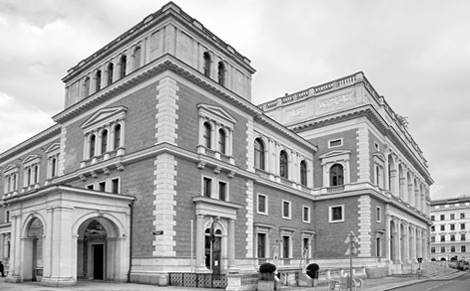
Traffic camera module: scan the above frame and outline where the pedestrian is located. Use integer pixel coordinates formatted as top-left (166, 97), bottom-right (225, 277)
top-left (0, 261), bottom-right (4, 277)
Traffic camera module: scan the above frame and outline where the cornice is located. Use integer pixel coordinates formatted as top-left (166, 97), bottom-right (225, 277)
top-left (290, 105), bottom-right (433, 185)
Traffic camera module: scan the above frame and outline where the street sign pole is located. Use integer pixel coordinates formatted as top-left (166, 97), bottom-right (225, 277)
top-left (349, 233), bottom-right (353, 290)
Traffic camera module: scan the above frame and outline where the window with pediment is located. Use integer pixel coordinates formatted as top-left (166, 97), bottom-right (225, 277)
top-left (22, 155), bottom-right (41, 190)
top-left (373, 152), bottom-right (385, 188)
top-left (80, 106), bottom-right (127, 166)
top-left (45, 143), bottom-right (60, 182)
top-left (3, 165), bottom-right (19, 195)
top-left (319, 150), bottom-right (351, 188)
top-left (197, 104), bottom-right (236, 164)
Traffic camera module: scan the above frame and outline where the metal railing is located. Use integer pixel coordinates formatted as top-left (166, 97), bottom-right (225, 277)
top-left (169, 273), bottom-right (227, 289)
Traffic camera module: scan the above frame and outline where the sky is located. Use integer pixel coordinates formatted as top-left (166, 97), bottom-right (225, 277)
top-left (0, 0), bottom-right (469, 200)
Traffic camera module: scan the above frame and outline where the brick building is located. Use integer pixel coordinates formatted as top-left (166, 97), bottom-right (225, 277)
top-left (0, 2), bottom-right (432, 287)
top-left (430, 197), bottom-right (470, 261)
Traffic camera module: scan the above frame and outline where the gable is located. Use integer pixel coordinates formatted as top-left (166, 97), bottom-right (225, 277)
top-left (81, 106), bottom-right (128, 130)
top-left (3, 164), bottom-right (19, 174)
top-left (23, 154), bottom-right (41, 165)
top-left (45, 142), bottom-right (60, 154)
top-left (198, 104), bottom-right (237, 125)
top-left (318, 150), bottom-right (352, 160)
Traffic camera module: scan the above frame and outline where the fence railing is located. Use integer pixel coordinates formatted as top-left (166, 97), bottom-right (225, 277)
top-left (169, 273), bottom-right (227, 289)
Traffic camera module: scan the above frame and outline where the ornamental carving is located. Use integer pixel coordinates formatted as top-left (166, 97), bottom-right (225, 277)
top-left (318, 92), bottom-right (354, 112)
top-left (287, 106), bottom-right (305, 120)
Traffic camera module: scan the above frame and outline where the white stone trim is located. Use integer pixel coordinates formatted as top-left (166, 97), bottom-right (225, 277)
top-left (155, 76), bottom-right (179, 144)
top-left (356, 124), bottom-right (370, 182)
top-left (358, 195), bottom-right (372, 257)
top-left (153, 153), bottom-right (178, 256)
top-left (245, 180), bottom-right (254, 257)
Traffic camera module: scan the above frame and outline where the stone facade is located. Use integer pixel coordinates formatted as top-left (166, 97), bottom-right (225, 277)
top-left (0, 2), bottom-right (432, 288)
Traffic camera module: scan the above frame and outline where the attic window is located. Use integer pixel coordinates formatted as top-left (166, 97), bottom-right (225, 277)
top-left (328, 138), bottom-right (343, 148)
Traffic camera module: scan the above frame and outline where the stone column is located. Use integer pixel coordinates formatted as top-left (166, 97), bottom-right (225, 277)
top-left (195, 214), bottom-right (205, 272)
top-left (385, 215), bottom-right (391, 262)
top-left (396, 219), bottom-right (402, 263)
top-left (227, 218), bottom-right (237, 272)
top-left (6, 214), bottom-right (20, 282)
top-left (41, 206), bottom-right (75, 287)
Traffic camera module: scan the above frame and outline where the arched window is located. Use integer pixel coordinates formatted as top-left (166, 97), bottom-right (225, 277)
top-left (300, 160), bottom-right (307, 186)
top-left (203, 52), bottom-right (211, 77)
top-left (107, 63), bottom-right (114, 85)
top-left (114, 124), bottom-right (121, 149)
top-left (133, 47), bottom-right (142, 70)
top-left (95, 70), bottom-right (102, 92)
top-left (33, 165), bottom-right (38, 184)
top-left (51, 157), bottom-right (57, 178)
top-left (218, 61), bottom-right (225, 86)
top-left (119, 55), bottom-right (127, 78)
top-left (83, 77), bottom-right (90, 97)
top-left (280, 150), bottom-right (288, 179)
top-left (218, 128), bottom-right (226, 154)
top-left (254, 138), bottom-right (265, 170)
top-left (330, 164), bottom-right (344, 186)
top-left (203, 122), bottom-right (212, 148)
top-left (101, 129), bottom-right (108, 154)
top-left (89, 134), bottom-right (96, 158)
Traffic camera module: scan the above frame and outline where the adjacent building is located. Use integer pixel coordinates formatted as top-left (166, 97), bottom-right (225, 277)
top-left (0, 2), bottom-right (433, 287)
top-left (430, 197), bottom-right (470, 261)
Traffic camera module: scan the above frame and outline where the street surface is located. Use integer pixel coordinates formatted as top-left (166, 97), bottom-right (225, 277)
top-left (390, 272), bottom-right (470, 291)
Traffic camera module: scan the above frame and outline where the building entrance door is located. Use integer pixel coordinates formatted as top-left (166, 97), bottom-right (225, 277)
top-left (93, 244), bottom-right (104, 280)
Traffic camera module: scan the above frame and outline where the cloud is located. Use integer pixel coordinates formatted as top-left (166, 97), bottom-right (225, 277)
top-left (0, 92), bottom-right (54, 151)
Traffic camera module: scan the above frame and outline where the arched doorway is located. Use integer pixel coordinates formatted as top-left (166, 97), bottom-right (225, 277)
top-left (204, 226), bottom-right (223, 274)
top-left (76, 217), bottom-right (120, 281)
top-left (24, 218), bottom-right (44, 282)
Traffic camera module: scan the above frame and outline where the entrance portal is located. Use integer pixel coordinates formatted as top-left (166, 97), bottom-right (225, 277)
top-left (77, 220), bottom-right (107, 280)
top-left (25, 218), bottom-right (44, 282)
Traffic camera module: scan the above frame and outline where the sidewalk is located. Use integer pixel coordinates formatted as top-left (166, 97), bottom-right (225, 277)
top-left (0, 272), bottom-right (466, 291)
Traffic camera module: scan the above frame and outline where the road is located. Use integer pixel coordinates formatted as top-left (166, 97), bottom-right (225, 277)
top-left (391, 272), bottom-right (470, 291)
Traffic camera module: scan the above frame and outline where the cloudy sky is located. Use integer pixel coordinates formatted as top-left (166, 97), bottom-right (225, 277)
top-left (0, 0), bottom-right (469, 200)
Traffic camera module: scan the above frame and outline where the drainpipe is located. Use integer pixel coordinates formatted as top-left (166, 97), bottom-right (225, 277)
top-left (127, 200), bottom-right (134, 283)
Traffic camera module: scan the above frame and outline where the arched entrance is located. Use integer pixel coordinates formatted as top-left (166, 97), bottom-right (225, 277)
top-left (24, 217), bottom-right (44, 282)
top-left (204, 227), bottom-right (223, 274)
top-left (76, 217), bottom-right (121, 281)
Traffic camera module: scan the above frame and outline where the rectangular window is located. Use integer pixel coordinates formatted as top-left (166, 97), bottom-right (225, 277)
top-left (461, 234), bottom-right (466, 241)
top-left (440, 246), bottom-right (445, 253)
top-left (441, 235), bottom-right (445, 242)
top-left (440, 225), bottom-right (445, 231)
top-left (302, 237), bottom-right (310, 258)
top-left (451, 235), bottom-right (455, 241)
top-left (257, 194), bottom-right (267, 215)
top-left (328, 138), bottom-right (343, 148)
top-left (329, 205), bottom-right (344, 222)
top-left (282, 235), bottom-right (290, 258)
top-left (431, 226), bottom-right (435, 232)
top-left (257, 233), bottom-right (266, 258)
top-left (450, 224), bottom-right (455, 231)
top-left (461, 223), bottom-right (466, 230)
top-left (302, 206), bottom-right (310, 223)
top-left (462, 246), bottom-right (466, 253)
top-left (218, 181), bottom-right (227, 201)
top-left (203, 177), bottom-right (212, 198)
top-left (376, 207), bottom-right (382, 222)
top-left (440, 214), bottom-right (445, 220)
top-left (111, 178), bottom-right (119, 194)
top-left (431, 247), bottom-right (436, 253)
top-left (450, 214), bottom-right (455, 220)
top-left (431, 215), bottom-right (435, 221)
top-left (461, 213), bottom-right (465, 219)
top-left (282, 201), bottom-right (291, 219)
top-left (431, 236), bottom-right (435, 242)
top-left (99, 181), bottom-right (106, 192)
top-left (451, 246), bottom-right (455, 253)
